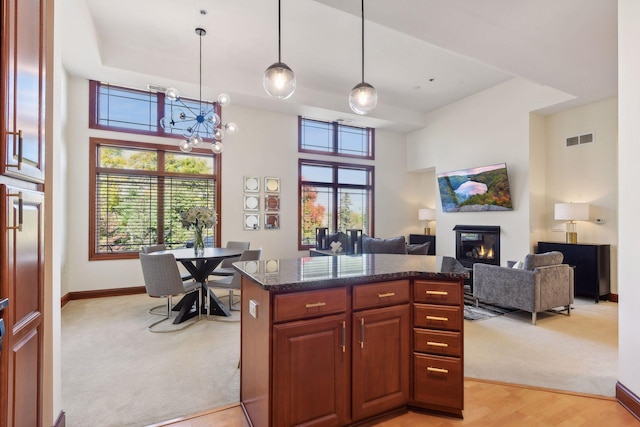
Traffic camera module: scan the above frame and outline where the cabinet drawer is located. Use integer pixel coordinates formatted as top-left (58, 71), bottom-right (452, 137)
top-left (413, 354), bottom-right (462, 410)
top-left (413, 304), bottom-right (461, 331)
top-left (273, 288), bottom-right (347, 323)
top-left (413, 329), bottom-right (461, 357)
top-left (414, 280), bottom-right (461, 305)
top-left (352, 280), bottom-right (410, 310)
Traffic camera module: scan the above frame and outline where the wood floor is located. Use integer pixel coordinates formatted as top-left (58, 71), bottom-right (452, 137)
top-left (151, 379), bottom-right (639, 427)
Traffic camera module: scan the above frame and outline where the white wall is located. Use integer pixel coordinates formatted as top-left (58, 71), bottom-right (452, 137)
top-left (542, 97), bottom-right (618, 292)
top-left (62, 77), bottom-right (418, 292)
top-left (618, 0), bottom-right (640, 403)
top-left (406, 78), bottom-right (574, 264)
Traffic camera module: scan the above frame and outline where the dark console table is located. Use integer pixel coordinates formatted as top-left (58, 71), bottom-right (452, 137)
top-left (409, 234), bottom-right (436, 255)
top-left (537, 242), bottom-right (610, 303)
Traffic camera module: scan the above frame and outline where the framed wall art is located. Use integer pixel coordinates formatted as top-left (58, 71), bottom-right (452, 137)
top-left (265, 213), bottom-right (280, 230)
top-left (244, 176), bottom-right (260, 193)
top-left (264, 177), bottom-right (280, 193)
top-left (244, 213), bottom-right (260, 230)
top-left (265, 195), bottom-right (280, 211)
top-left (244, 194), bottom-right (260, 211)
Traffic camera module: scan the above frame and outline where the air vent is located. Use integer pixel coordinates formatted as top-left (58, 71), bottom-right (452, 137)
top-left (566, 132), bottom-right (594, 147)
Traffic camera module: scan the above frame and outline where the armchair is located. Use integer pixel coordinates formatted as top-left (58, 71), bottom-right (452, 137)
top-left (472, 251), bottom-right (574, 325)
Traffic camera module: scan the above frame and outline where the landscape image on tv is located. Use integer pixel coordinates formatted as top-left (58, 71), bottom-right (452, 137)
top-left (437, 163), bottom-right (513, 212)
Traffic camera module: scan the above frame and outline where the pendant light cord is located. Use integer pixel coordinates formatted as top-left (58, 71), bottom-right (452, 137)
top-left (278, 0), bottom-right (282, 62)
top-left (361, 0), bottom-right (365, 83)
top-left (199, 30), bottom-right (203, 110)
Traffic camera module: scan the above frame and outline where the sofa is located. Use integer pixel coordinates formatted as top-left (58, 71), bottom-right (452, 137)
top-left (472, 251), bottom-right (574, 325)
top-left (361, 235), bottom-right (431, 255)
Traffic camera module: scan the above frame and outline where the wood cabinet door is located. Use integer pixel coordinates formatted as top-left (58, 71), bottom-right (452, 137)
top-left (0, 186), bottom-right (44, 427)
top-left (1, 0), bottom-right (46, 183)
top-left (273, 314), bottom-right (349, 427)
top-left (352, 304), bottom-right (410, 421)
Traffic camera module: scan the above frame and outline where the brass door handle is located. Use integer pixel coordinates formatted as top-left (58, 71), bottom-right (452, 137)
top-left (6, 130), bottom-right (23, 170)
top-left (5, 192), bottom-right (23, 231)
top-left (427, 341), bottom-right (448, 347)
top-left (427, 367), bottom-right (449, 374)
top-left (341, 321), bottom-right (346, 353)
top-left (377, 292), bottom-right (395, 298)
top-left (426, 315), bottom-right (449, 322)
top-left (426, 290), bottom-right (448, 296)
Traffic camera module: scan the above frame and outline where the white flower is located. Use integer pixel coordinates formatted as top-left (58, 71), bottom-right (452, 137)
top-left (180, 207), bottom-right (218, 229)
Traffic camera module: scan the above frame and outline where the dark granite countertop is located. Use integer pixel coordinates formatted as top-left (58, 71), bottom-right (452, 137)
top-left (233, 254), bottom-right (469, 291)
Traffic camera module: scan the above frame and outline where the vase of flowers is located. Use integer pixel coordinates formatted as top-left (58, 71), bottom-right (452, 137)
top-left (180, 206), bottom-right (217, 256)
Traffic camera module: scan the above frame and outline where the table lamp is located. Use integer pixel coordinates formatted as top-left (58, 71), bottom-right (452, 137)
top-left (554, 202), bottom-right (589, 244)
top-left (418, 208), bottom-right (436, 235)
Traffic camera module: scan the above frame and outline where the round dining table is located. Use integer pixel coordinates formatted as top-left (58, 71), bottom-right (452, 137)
top-left (149, 247), bottom-right (243, 322)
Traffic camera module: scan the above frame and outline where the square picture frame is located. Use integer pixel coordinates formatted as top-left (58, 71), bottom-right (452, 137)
top-left (264, 177), bottom-right (280, 193)
top-left (244, 213), bottom-right (260, 230)
top-left (265, 195), bottom-right (280, 212)
top-left (264, 213), bottom-right (280, 230)
top-left (244, 194), bottom-right (260, 211)
top-left (244, 176), bottom-right (260, 193)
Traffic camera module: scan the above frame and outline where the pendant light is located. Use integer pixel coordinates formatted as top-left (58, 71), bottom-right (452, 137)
top-left (263, 0), bottom-right (296, 99)
top-left (159, 27), bottom-right (238, 154)
top-left (349, 0), bottom-right (378, 115)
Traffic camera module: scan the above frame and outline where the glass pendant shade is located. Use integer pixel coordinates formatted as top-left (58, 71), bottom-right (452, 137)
top-left (217, 93), bottom-right (231, 106)
top-left (211, 142), bottom-right (224, 154)
top-left (263, 62), bottom-right (296, 99)
top-left (225, 122), bottom-right (239, 135)
top-left (349, 82), bottom-right (378, 115)
top-left (179, 140), bottom-right (193, 152)
top-left (165, 87), bottom-right (180, 101)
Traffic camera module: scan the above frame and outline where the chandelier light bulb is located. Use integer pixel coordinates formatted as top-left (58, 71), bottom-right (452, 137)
top-left (165, 87), bottom-right (180, 101)
top-left (211, 142), bottom-right (224, 154)
top-left (213, 127), bottom-right (225, 141)
top-left (217, 93), bottom-right (231, 106)
top-left (190, 134), bottom-right (204, 147)
top-left (349, 82), bottom-right (378, 115)
top-left (225, 122), bottom-right (239, 135)
top-left (179, 140), bottom-right (193, 152)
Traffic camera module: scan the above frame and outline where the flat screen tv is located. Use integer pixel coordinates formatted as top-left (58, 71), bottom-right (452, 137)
top-left (437, 163), bottom-right (513, 212)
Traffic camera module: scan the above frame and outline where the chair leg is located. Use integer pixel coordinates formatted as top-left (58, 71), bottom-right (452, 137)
top-left (147, 291), bottom-right (201, 333)
top-left (531, 312), bottom-right (537, 325)
top-left (566, 304), bottom-right (571, 316)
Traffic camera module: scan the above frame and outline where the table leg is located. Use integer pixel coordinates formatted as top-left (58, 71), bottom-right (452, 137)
top-left (172, 292), bottom-right (200, 324)
top-left (208, 290), bottom-right (232, 317)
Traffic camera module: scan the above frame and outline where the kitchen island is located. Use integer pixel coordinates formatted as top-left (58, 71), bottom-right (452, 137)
top-left (235, 254), bottom-right (469, 427)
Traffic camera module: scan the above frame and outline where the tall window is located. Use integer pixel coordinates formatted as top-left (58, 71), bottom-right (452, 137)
top-left (298, 117), bottom-right (374, 159)
top-left (89, 80), bottom-right (220, 140)
top-left (299, 159), bottom-right (374, 249)
top-left (90, 138), bottom-right (219, 260)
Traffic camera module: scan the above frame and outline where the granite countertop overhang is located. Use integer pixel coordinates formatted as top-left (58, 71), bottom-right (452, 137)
top-left (233, 254), bottom-right (469, 291)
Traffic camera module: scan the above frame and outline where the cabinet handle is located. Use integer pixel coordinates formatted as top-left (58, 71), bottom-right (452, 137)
top-left (427, 341), bottom-right (448, 348)
top-left (427, 367), bottom-right (449, 374)
top-left (426, 290), bottom-right (448, 296)
top-left (377, 292), bottom-right (395, 298)
top-left (359, 318), bottom-right (365, 348)
top-left (6, 130), bottom-right (23, 170)
top-left (341, 321), bottom-right (346, 353)
top-left (305, 302), bottom-right (326, 309)
top-left (5, 192), bottom-right (23, 231)
top-left (426, 315), bottom-right (448, 322)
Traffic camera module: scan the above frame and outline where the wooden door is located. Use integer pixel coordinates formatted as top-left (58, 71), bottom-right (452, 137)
top-left (0, 186), bottom-right (44, 427)
top-left (352, 304), bottom-right (410, 421)
top-left (1, 0), bottom-right (46, 183)
top-left (273, 314), bottom-right (349, 427)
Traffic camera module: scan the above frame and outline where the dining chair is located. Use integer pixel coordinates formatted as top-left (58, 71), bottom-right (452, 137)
top-left (139, 253), bottom-right (202, 332)
top-left (209, 241), bottom-right (251, 277)
top-left (207, 248), bottom-right (262, 314)
top-left (141, 244), bottom-right (193, 281)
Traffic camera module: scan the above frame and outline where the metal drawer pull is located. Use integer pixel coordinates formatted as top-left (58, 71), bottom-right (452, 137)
top-left (427, 341), bottom-right (448, 347)
top-left (305, 302), bottom-right (326, 308)
top-left (5, 192), bottom-right (23, 231)
top-left (377, 292), bottom-right (395, 298)
top-left (341, 321), bottom-right (346, 353)
top-left (359, 318), bottom-right (365, 348)
top-left (6, 130), bottom-right (23, 169)
top-left (427, 367), bottom-right (449, 374)
top-left (426, 290), bottom-right (448, 296)
top-left (426, 315), bottom-right (449, 322)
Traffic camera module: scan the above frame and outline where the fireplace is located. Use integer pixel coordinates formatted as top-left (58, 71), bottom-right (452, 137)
top-left (453, 225), bottom-right (500, 268)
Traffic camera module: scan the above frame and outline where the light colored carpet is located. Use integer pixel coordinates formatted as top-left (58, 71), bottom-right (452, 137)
top-left (465, 296), bottom-right (618, 397)
top-left (61, 293), bottom-right (240, 427)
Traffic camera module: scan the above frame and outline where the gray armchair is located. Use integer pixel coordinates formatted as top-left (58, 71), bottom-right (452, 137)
top-left (472, 251), bottom-right (574, 325)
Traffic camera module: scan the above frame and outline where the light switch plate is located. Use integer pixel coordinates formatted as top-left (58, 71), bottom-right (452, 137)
top-left (249, 300), bottom-right (258, 318)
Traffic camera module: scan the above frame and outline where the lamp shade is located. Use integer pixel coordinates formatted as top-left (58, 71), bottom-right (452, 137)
top-left (554, 203), bottom-right (590, 221)
top-left (418, 208), bottom-right (436, 221)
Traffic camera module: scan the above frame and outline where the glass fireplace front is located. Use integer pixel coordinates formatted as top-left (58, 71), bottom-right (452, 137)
top-left (454, 225), bottom-right (500, 268)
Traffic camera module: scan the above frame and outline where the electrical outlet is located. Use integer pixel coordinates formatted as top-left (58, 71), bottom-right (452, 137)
top-left (596, 218), bottom-right (605, 224)
top-left (249, 300), bottom-right (258, 318)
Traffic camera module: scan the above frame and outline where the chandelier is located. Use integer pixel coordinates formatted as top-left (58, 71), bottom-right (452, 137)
top-left (348, 0), bottom-right (377, 115)
top-left (159, 27), bottom-right (238, 154)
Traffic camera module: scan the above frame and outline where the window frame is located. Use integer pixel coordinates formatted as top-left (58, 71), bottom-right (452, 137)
top-left (89, 80), bottom-right (221, 141)
top-left (298, 116), bottom-right (375, 160)
top-left (89, 137), bottom-right (221, 260)
top-left (298, 158), bottom-right (375, 250)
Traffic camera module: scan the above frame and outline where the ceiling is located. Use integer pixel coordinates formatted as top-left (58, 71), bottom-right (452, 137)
top-left (60, 0), bottom-right (617, 133)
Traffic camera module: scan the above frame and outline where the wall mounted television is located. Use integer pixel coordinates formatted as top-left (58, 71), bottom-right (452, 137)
top-left (437, 163), bottom-right (513, 212)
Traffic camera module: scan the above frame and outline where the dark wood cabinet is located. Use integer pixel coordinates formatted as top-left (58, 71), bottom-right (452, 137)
top-left (537, 242), bottom-right (610, 302)
top-left (408, 234), bottom-right (436, 255)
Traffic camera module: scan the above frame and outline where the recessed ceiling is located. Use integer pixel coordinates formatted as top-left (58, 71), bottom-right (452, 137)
top-left (60, 0), bottom-right (617, 133)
